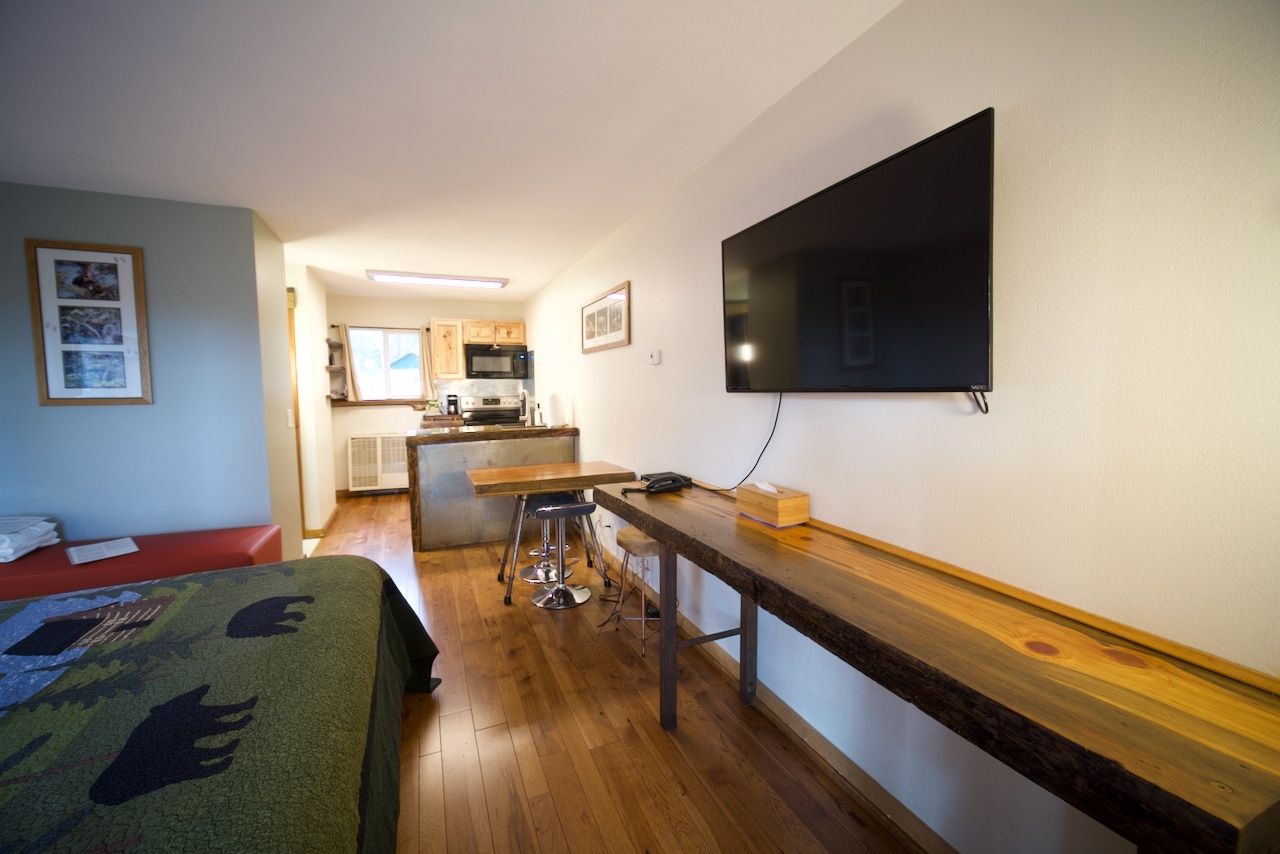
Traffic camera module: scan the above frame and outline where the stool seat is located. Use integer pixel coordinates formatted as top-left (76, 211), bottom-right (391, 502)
top-left (526, 492), bottom-right (576, 513)
top-left (532, 501), bottom-right (596, 520)
top-left (617, 526), bottom-right (661, 557)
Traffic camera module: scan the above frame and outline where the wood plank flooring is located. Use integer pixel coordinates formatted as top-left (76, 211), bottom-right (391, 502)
top-left (313, 493), bottom-right (906, 854)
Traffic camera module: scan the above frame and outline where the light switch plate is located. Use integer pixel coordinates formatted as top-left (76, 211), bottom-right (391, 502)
top-left (646, 349), bottom-right (662, 365)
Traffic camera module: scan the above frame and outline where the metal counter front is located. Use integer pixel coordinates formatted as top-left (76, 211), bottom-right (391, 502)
top-left (407, 427), bottom-right (578, 550)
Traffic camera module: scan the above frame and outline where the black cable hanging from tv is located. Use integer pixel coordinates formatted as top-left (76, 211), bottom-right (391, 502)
top-left (970, 390), bottom-right (989, 414)
top-left (700, 393), bottom-right (784, 493)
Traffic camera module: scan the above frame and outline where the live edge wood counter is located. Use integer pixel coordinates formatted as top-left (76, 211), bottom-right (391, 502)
top-left (593, 484), bottom-right (1280, 854)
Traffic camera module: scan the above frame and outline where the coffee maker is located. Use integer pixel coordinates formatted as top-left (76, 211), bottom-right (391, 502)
top-left (445, 394), bottom-right (459, 415)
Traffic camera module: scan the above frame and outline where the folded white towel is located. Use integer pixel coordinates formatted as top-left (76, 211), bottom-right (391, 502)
top-left (0, 530), bottom-right (60, 562)
top-left (0, 516), bottom-right (51, 534)
top-left (0, 519), bottom-right (57, 548)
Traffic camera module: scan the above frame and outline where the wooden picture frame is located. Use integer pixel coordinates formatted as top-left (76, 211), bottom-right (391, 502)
top-left (26, 239), bottom-right (152, 405)
top-left (581, 280), bottom-right (630, 354)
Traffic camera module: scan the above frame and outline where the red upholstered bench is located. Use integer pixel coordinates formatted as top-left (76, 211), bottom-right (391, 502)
top-left (0, 524), bottom-right (282, 602)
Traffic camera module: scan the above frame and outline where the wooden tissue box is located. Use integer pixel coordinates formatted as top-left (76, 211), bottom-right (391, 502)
top-left (736, 483), bottom-right (809, 528)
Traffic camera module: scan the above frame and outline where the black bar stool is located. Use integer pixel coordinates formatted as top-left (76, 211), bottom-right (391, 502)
top-left (528, 500), bottom-right (596, 610)
top-left (498, 491), bottom-right (574, 589)
top-left (519, 492), bottom-right (577, 585)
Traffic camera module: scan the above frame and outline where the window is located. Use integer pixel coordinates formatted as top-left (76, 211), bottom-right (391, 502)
top-left (348, 327), bottom-right (423, 400)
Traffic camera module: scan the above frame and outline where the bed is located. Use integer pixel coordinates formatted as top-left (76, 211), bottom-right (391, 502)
top-left (0, 555), bottom-right (438, 852)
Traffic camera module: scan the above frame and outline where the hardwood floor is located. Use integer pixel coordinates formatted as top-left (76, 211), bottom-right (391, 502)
top-left (314, 493), bottom-right (906, 854)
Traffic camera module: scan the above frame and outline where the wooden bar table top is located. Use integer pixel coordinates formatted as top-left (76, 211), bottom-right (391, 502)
top-left (593, 483), bottom-right (1280, 854)
top-left (466, 460), bottom-right (636, 496)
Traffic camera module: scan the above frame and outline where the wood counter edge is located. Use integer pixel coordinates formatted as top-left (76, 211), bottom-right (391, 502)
top-left (801, 517), bottom-right (1279, 697)
top-left (672, 481), bottom-right (1277, 697)
top-left (406, 426), bottom-right (580, 446)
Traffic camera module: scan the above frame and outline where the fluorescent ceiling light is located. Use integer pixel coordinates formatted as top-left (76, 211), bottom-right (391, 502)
top-left (366, 270), bottom-right (507, 289)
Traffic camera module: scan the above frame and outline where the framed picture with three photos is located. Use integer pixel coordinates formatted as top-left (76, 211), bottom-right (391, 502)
top-left (581, 280), bottom-right (630, 354)
top-left (26, 239), bottom-right (152, 405)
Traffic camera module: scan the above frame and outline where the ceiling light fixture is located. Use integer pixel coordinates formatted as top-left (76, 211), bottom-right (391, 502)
top-left (366, 270), bottom-right (508, 289)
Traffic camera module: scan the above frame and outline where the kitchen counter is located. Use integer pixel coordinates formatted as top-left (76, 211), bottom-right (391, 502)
top-left (407, 424), bottom-right (579, 446)
top-left (419, 414), bottom-right (464, 428)
top-left (407, 426), bottom-right (580, 550)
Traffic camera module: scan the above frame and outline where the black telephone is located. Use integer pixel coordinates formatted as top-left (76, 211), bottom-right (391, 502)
top-left (623, 472), bottom-right (693, 496)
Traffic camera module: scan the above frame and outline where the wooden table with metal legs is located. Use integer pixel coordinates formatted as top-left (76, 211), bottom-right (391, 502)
top-left (465, 461), bottom-right (637, 605)
top-left (592, 482), bottom-right (1280, 854)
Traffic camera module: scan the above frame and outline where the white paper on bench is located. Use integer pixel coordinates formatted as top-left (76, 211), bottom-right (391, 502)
top-left (65, 537), bottom-right (140, 565)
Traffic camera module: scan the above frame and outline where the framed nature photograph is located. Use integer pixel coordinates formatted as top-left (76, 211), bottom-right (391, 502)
top-left (581, 280), bottom-right (630, 354)
top-left (26, 239), bottom-right (152, 405)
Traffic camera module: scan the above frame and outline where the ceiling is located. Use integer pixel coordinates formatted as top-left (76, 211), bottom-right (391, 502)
top-left (0, 1), bottom-right (898, 302)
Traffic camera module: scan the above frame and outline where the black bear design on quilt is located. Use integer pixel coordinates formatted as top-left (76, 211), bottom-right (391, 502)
top-left (89, 684), bottom-right (258, 805)
top-left (226, 595), bottom-right (315, 638)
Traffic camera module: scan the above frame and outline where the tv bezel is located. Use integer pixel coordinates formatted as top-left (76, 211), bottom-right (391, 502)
top-left (721, 107), bottom-right (994, 394)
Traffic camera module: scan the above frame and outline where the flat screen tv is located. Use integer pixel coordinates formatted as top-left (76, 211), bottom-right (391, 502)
top-left (722, 108), bottom-right (993, 393)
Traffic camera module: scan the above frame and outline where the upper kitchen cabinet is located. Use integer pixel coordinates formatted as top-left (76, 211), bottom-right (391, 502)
top-left (495, 321), bottom-right (525, 344)
top-left (463, 320), bottom-right (496, 343)
top-left (431, 318), bottom-right (465, 380)
top-left (463, 319), bottom-right (525, 345)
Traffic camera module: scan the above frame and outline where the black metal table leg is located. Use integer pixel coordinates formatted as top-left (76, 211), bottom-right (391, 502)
top-left (504, 495), bottom-right (528, 605)
top-left (659, 544), bottom-right (678, 730)
top-left (740, 597), bottom-right (758, 705)
top-left (497, 497), bottom-right (521, 583)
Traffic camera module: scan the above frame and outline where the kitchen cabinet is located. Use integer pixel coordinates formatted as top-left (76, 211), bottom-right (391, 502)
top-left (430, 318), bottom-right (465, 380)
top-left (495, 321), bottom-right (525, 344)
top-left (463, 320), bottom-right (497, 343)
top-left (463, 319), bottom-right (525, 344)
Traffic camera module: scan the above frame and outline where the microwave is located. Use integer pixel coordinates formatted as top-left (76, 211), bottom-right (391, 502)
top-left (464, 344), bottom-right (529, 379)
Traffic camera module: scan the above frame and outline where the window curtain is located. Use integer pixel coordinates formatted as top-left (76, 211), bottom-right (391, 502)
top-left (419, 326), bottom-right (436, 402)
top-left (338, 323), bottom-right (363, 402)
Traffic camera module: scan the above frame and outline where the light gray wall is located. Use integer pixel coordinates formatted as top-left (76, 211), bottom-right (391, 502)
top-left (0, 181), bottom-right (273, 539)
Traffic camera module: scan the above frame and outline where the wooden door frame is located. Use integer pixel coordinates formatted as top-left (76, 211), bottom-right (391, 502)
top-left (287, 289), bottom-right (307, 534)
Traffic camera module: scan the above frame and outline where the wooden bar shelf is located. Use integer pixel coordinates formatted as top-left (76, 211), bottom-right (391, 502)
top-left (593, 483), bottom-right (1280, 854)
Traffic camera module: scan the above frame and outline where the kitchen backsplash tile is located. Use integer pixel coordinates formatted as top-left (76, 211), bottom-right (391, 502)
top-left (433, 378), bottom-right (522, 399)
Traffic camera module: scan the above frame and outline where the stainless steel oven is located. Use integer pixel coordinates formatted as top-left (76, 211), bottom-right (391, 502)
top-left (460, 396), bottom-right (525, 426)
top-left (464, 344), bottom-right (529, 379)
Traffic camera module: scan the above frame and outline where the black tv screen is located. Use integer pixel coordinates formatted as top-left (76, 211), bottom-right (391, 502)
top-left (722, 108), bottom-right (993, 393)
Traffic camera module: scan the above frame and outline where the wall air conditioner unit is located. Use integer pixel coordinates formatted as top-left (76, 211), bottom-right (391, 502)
top-left (348, 434), bottom-right (410, 492)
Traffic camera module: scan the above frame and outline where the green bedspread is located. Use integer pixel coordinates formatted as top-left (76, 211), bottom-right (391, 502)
top-left (0, 555), bottom-right (438, 853)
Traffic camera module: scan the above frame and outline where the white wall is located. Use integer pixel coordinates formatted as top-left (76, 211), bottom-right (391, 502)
top-left (325, 293), bottom-right (525, 490)
top-left (288, 264), bottom-right (337, 533)
top-left (0, 182), bottom-right (276, 539)
top-left (252, 214), bottom-right (303, 558)
top-left (524, 1), bottom-right (1280, 851)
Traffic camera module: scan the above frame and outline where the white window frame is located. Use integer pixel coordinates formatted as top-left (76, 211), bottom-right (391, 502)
top-left (347, 326), bottom-right (424, 402)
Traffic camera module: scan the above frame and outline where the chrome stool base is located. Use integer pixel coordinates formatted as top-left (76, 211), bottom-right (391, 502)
top-left (519, 559), bottom-right (575, 584)
top-left (522, 498), bottom-right (597, 611)
top-left (531, 583), bottom-right (592, 610)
